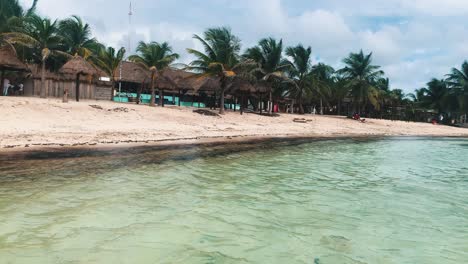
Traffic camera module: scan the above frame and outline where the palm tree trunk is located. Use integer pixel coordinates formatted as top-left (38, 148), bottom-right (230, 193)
top-left (298, 95), bottom-right (305, 114)
top-left (219, 88), bottom-right (225, 114)
top-left (40, 60), bottom-right (46, 98)
top-left (75, 73), bottom-right (81, 102)
top-left (178, 89), bottom-right (181, 107)
top-left (110, 81), bottom-right (115, 101)
top-left (268, 90), bottom-right (273, 115)
top-left (320, 99), bottom-right (323, 115)
top-left (149, 72), bottom-right (155, 107)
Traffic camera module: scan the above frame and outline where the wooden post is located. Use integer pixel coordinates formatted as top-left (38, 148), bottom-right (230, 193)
top-left (259, 93), bottom-right (263, 114)
top-left (240, 93), bottom-right (244, 115)
top-left (159, 89), bottom-right (164, 107)
top-left (75, 73), bottom-right (81, 102)
top-left (63, 82), bottom-right (69, 103)
top-left (0, 70), bottom-right (4, 96)
top-left (178, 89), bottom-right (181, 107)
top-left (232, 96), bottom-right (237, 112)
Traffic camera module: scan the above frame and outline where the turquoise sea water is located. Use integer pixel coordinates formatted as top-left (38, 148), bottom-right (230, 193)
top-left (0, 138), bottom-right (467, 264)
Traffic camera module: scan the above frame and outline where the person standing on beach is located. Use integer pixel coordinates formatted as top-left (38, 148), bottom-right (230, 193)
top-left (3, 78), bottom-right (10, 96)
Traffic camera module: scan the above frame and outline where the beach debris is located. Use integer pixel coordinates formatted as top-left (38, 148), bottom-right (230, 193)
top-left (108, 107), bottom-right (129, 113)
top-left (193, 109), bottom-right (220, 117)
top-left (89, 105), bottom-right (103, 110)
top-left (293, 118), bottom-right (313, 123)
top-left (257, 112), bottom-right (280, 117)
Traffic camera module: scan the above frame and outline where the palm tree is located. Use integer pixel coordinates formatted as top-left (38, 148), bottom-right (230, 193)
top-left (0, 0), bottom-right (37, 33)
top-left (423, 78), bottom-right (448, 114)
top-left (94, 46), bottom-right (126, 100)
top-left (129, 41), bottom-right (179, 107)
top-left (338, 50), bottom-right (384, 113)
top-left (187, 27), bottom-right (243, 115)
top-left (284, 44), bottom-right (313, 114)
top-left (243, 37), bottom-right (287, 114)
top-left (446, 61), bottom-right (468, 113)
top-left (20, 14), bottom-right (67, 98)
top-left (310, 63), bottom-right (335, 114)
top-left (328, 77), bottom-right (350, 115)
top-left (408, 88), bottom-right (426, 103)
top-left (59, 15), bottom-right (100, 59)
top-left (0, 0), bottom-right (38, 48)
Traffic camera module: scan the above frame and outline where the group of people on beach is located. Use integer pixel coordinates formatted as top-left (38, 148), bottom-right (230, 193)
top-left (2, 78), bottom-right (24, 96)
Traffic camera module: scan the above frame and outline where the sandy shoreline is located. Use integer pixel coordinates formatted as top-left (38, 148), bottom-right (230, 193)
top-left (1, 97), bottom-right (467, 153)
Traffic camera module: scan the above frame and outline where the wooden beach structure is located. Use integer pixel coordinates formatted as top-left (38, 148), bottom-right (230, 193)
top-left (23, 64), bottom-right (112, 101)
top-left (0, 45), bottom-right (30, 95)
top-left (59, 56), bottom-right (97, 102)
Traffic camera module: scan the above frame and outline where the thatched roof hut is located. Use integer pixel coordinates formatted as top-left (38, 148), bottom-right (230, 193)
top-left (114, 61), bottom-right (150, 83)
top-left (227, 77), bottom-right (255, 93)
top-left (59, 55), bottom-right (97, 102)
top-left (59, 55), bottom-right (97, 76)
top-left (156, 68), bottom-right (181, 91)
top-left (0, 45), bottom-right (29, 72)
top-left (190, 76), bottom-right (220, 94)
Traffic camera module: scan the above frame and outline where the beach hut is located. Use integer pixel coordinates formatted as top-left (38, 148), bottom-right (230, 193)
top-left (0, 45), bottom-right (30, 95)
top-left (154, 68), bottom-right (180, 106)
top-left (113, 61), bottom-right (150, 103)
top-left (59, 55), bottom-right (97, 102)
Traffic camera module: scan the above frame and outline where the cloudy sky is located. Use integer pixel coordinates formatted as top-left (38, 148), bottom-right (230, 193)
top-left (19, 0), bottom-right (468, 92)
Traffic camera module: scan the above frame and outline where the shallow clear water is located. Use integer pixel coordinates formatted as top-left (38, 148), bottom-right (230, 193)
top-left (0, 138), bottom-right (467, 264)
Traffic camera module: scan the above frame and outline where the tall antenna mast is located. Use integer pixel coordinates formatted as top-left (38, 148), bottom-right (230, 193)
top-left (128, 1), bottom-right (133, 55)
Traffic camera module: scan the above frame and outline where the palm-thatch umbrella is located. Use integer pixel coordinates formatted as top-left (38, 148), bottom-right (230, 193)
top-left (59, 55), bottom-right (96, 102)
top-left (0, 45), bottom-right (29, 96)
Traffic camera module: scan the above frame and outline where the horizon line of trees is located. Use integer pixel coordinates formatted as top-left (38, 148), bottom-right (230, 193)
top-left (1, 0), bottom-right (467, 121)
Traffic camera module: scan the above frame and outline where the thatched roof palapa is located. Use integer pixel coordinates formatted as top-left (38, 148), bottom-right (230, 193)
top-left (227, 77), bottom-right (255, 93)
top-left (114, 61), bottom-right (150, 83)
top-left (59, 55), bottom-right (97, 76)
top-left (190, 76), bottom-right (220, 93)
top-left (0, 45), bottom-right (29, 72)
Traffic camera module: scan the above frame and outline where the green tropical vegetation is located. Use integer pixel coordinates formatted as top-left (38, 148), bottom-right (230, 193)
top-left (129, 41), bottom-right (179, 107)
top-left (0, 0), bottom-right (466, 124)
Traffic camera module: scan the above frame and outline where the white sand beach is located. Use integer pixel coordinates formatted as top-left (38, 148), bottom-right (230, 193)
top-left (1, 97), bottom-right (467, 150)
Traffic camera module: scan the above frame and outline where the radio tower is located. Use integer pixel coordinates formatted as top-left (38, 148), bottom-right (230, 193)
top-left (128, 2), bottom-right (133, 55)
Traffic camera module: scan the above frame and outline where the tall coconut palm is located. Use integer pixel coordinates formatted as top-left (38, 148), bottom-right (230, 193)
top-left (129, 41), bottom-right (179, 107)
top-left (310, 63), bottom-right (335, 114)
top-left (408, 88), bottom-right (426, 104)
top-left (0, 0), bottom-right (37, 33)
top-left (243, 37), bottom-right (287, 114)
top-left (284, 44), bottom-right (313, 114)
top-left (59, 15), bottom-right (100, 59)
top-left (423, 78), bottom-right (448, 114)
top-left (446, 61), bottom-right (468, 112)
top-left (0, 0), bottom-right (38, 47)
top-left (20, 14), bottom-right (67, 98)
top-left (187, 27), bottom-right (243, 115)
top-left (338, 50), bottom-right (384, 113)
top-left (328, 77), bottom-right (350, 115)
top-left (94, 46), bottom-right (126, 100)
